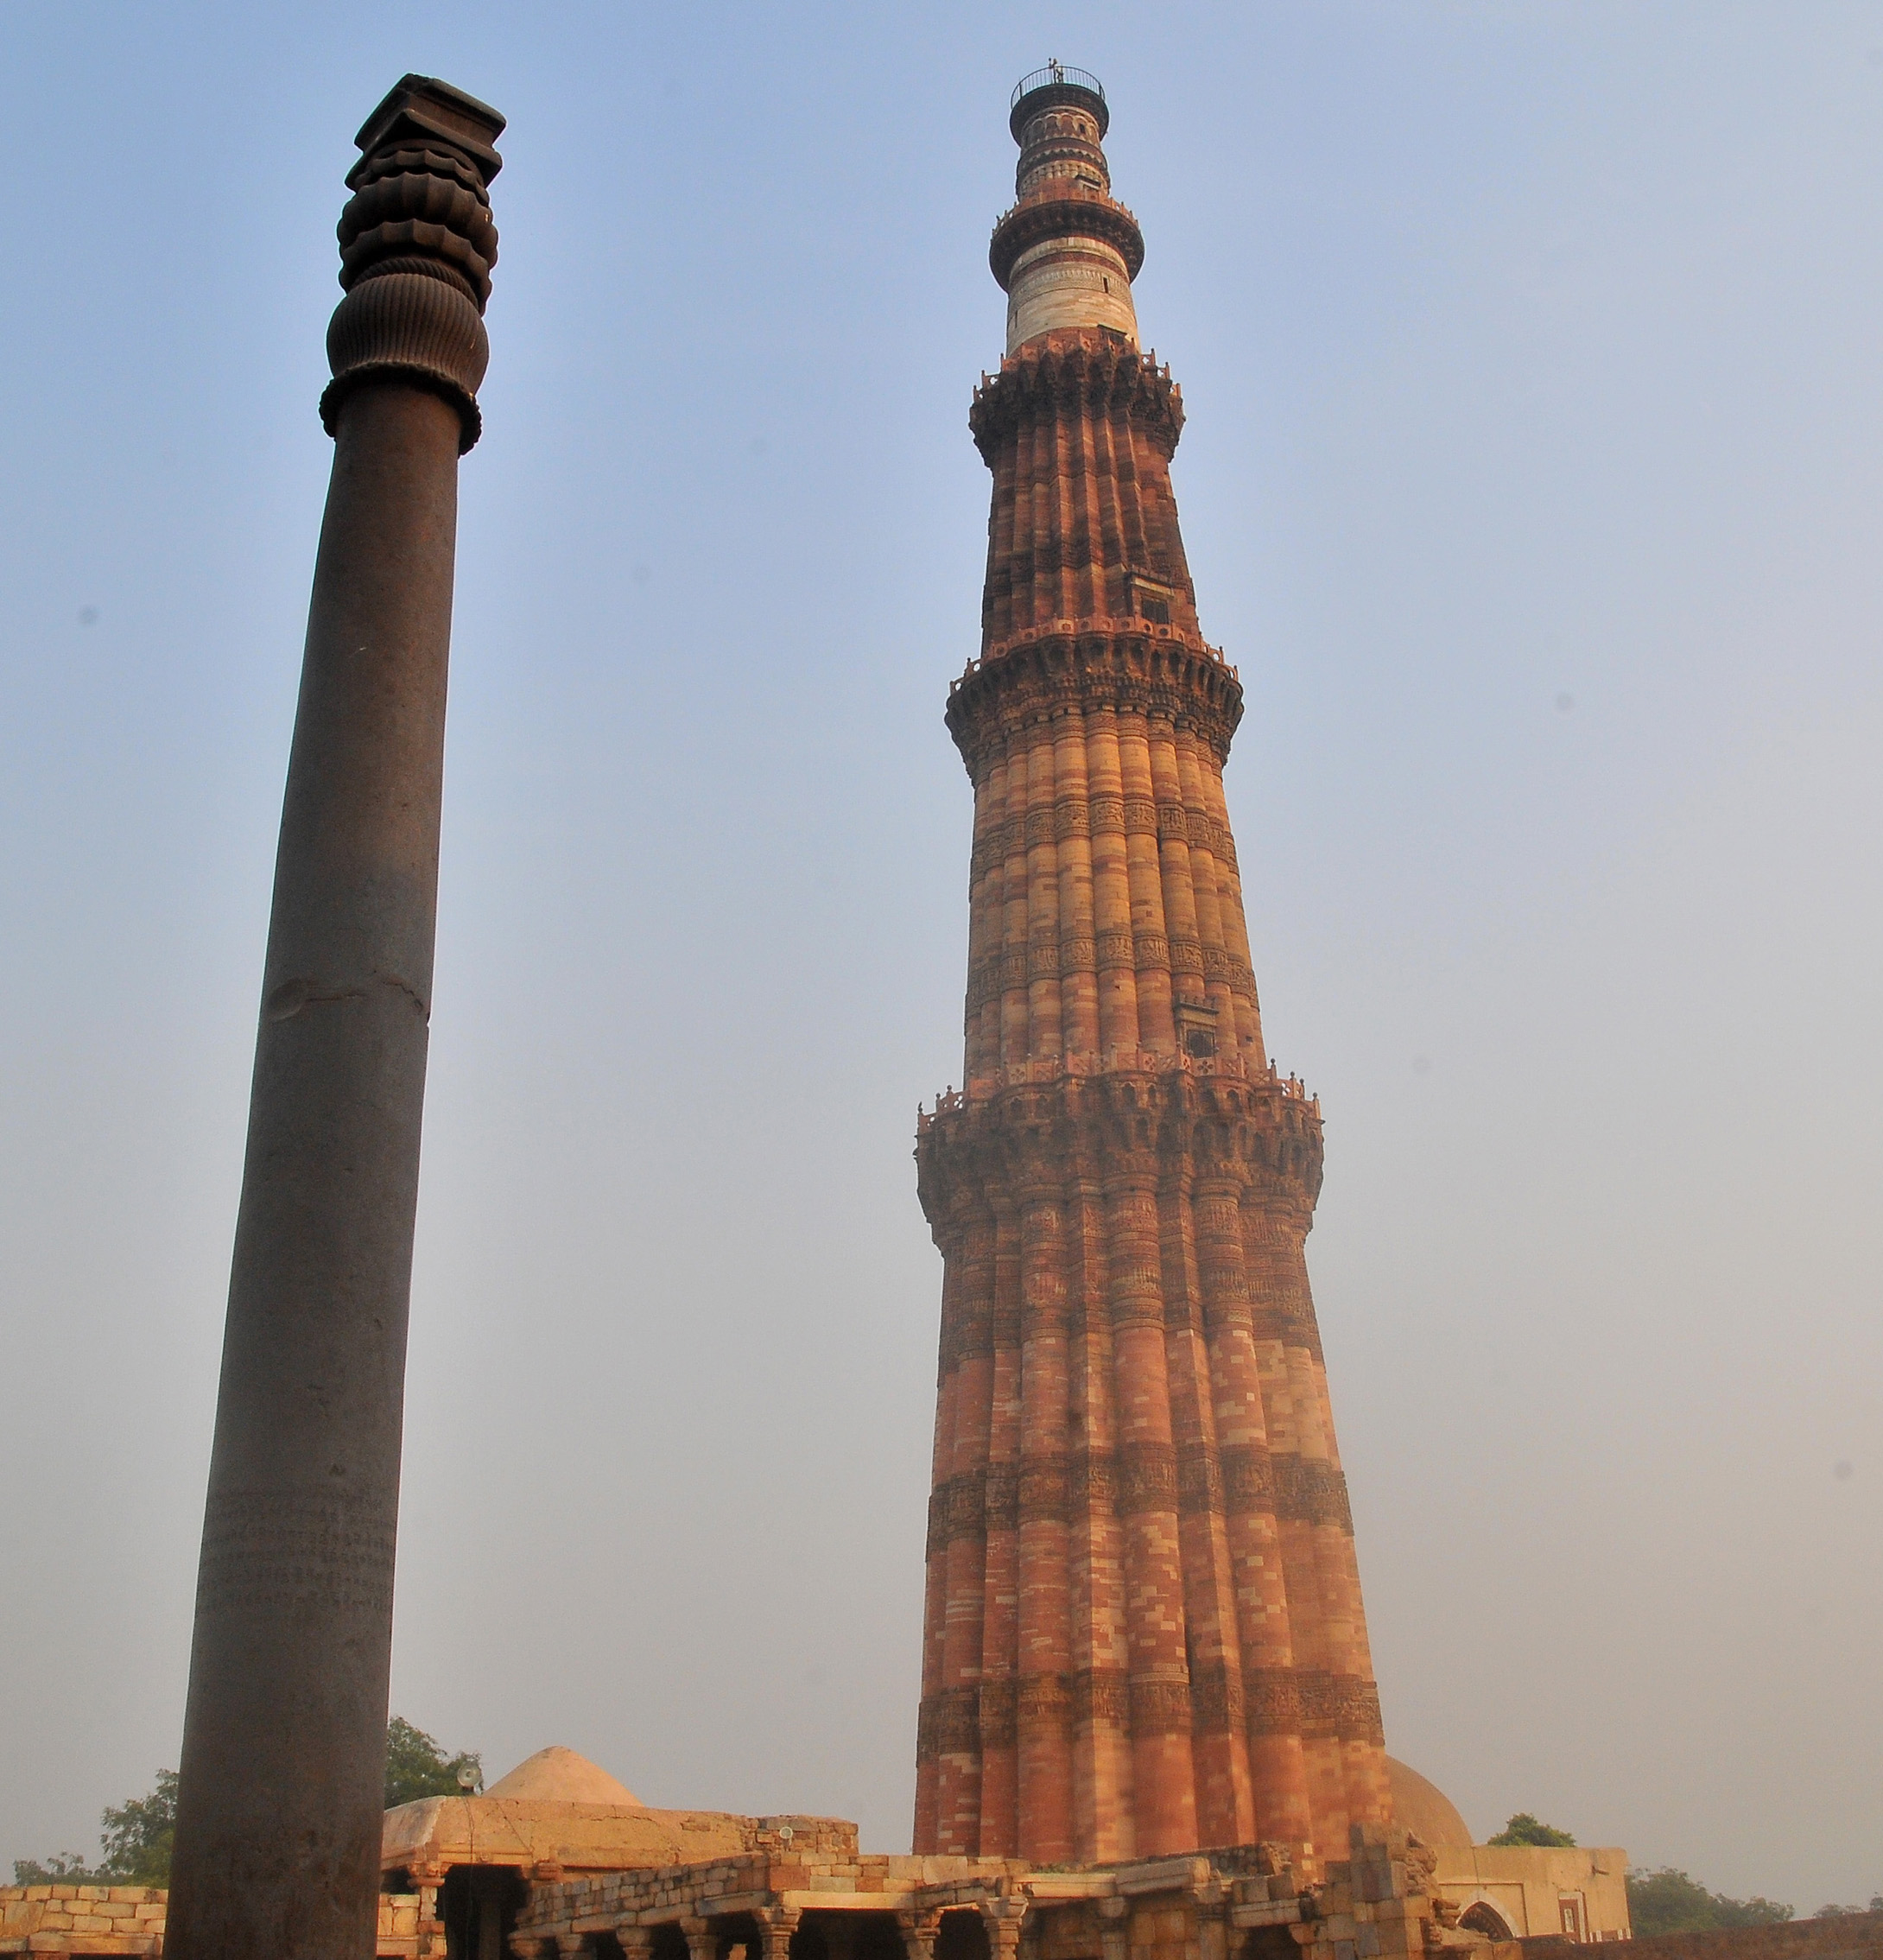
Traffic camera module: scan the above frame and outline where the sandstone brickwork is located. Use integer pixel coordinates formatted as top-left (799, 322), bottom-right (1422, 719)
top-left (0, 1887), bottom-right (168, 1956)
top-left (509, 1819), bottom-right (1458, 1960)
top-left (1523, 1919), bottom-right (1883, 1960)
top-left (0, 1886), bottom-right (439, 1957)
top-left (1428, 1848), bottom-right (1630, 1945)
top-left (913, 71), bottom-right (1389, 1869)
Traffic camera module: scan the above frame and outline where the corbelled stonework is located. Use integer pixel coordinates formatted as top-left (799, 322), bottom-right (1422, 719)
top-left (913, 71), bottom-right (1390, 1871)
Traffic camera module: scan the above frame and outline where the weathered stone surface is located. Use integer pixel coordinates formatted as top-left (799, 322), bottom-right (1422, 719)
top-left (913, 70), bottom-right (1390, 1869)
top-left (162, 74), bottom-right (502, 1960)
top-left (0, 1884), bottom-right (447, 1957)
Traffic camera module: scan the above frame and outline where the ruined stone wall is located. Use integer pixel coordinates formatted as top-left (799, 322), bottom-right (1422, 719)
top-left (1522, 1918), bottom-right (1883, 1960)
top-left (1430, 1848), bottom-right (1629, 1944)
top-left (1127, 1900), bottom-right (1201, 1960)
top-left (1, 1885), bottom-right (168, 1955)
top-left (0, 1884), bottom-right (442, 1957)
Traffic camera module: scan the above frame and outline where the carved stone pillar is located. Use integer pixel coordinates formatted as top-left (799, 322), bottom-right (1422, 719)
top-left (758, 1906), bottom-right (802, 1960)
top-left (683, 1920), bottom-right (718, 1960)
top-left (557, 1938), bottom-right (590, 1960)
top-left (897, 1910), bottom-right (942, 1960)
top-left (1098, 1898), bottom-right (1130, 1960)
top-left (411, 1858), bottom-right (446, 1958)
top-left (510, 1942), bottom-right (550, 1960)
top-left (618, 1930), bottom-right (656, 1960)
top-left (1192, 1881), bottom-right (1231, 1960)
top-left (983, 1897), bottom-right (1029, 1960)
top-left (162, 73), bottom-right (503, 1960)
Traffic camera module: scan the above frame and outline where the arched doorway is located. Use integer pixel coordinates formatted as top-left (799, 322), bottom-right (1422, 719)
top-left (1460, 1903), bottom-right (1513, 1941)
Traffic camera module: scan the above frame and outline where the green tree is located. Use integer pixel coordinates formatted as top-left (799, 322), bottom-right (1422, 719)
top-left (1489, 1813), bottom-right (1577, 1848)
top-left (11, 1851), bottom-right (105, 1886)
top-left (12, 1770), bottom-right (174, 1887)
top-left (384, 1716), bottom-right (482, 1809)
top-left (98, 1771), bottom-right (177, 1887)
top-left (14, 1718), bottom-right (478, 1887)
top-left (1626, 1868), bottom-right (1794, 1936)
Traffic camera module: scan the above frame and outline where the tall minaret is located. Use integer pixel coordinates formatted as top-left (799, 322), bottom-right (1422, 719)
top-left (913, 67), bottom-right (1390, 1870)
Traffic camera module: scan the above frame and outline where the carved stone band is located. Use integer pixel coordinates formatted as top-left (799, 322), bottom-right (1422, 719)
top-left (322, 273), bottom-right (491, 453)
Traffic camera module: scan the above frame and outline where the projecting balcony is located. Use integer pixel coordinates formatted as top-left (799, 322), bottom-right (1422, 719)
top-left (1009, 62), bottom-right (1111, 139)
top-left (918, 1052), bottom-right (1322, 1129)
top-left (1011, 62), bottom-right (1106, 109)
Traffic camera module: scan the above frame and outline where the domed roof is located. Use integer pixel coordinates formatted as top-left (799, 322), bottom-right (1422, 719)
top-left (1385, 1756), bottom-right (1474, 1849)
top-left (483, 1746), bottom-right (642, 1807)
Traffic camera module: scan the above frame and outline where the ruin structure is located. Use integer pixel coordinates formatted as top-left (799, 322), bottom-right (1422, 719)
top-left (913, 64), bottom-right (1388, 1868)
top-left (0, 1747), bottom-right (1640, 1960)
top-left (2, 63), bottom-right (1663, 1960)
top-left (163, 75), bottom-right (504, 1960)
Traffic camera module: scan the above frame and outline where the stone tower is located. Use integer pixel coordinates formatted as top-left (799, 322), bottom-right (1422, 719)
top-left (912, 67), bottom-right (1390, 1872)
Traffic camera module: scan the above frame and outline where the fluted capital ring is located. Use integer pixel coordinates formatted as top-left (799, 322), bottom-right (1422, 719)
top-left (319, 74), bottom-right (504, 454)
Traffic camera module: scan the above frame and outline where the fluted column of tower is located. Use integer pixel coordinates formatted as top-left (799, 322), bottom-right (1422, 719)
top-left (165, 77), bottom-right (501, 1960)
top-left (914, 67), bottom-right (1390, 1871)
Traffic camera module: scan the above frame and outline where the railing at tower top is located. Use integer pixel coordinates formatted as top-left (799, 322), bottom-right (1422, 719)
top-left (1012, 62), bottom-right (1106, 110)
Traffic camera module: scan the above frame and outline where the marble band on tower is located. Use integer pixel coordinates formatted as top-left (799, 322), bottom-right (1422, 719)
top-left (915, 67), bottom-right (1391, 1868)
top-left (164, 76), bottom-right (503, 1960)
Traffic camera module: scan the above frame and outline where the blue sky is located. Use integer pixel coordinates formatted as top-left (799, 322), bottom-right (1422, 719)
top-left (3, 0), bottom-right (1880, 1911)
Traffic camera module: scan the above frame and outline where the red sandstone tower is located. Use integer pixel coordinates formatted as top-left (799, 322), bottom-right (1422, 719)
top-left (912, 67), bottom-right (1391, 1873)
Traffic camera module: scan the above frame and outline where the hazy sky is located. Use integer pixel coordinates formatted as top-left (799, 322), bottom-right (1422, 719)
top-left (3, 0), bottom-right (1880, 1914)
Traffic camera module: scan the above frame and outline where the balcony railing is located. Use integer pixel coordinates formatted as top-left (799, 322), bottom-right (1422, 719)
top-left (1011, 62), bottom-right (1105, 110)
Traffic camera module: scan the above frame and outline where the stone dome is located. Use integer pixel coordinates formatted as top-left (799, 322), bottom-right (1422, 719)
top-left (1385, 1757), bottom-right (1474, 1849)
top-left (483, 1746), bottom-right (642, 1807)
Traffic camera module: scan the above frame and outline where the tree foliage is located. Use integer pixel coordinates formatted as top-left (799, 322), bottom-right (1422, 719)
top-left (97, 1771), bottom-right (177, 1887)
top-left (384, 1716), bottom-right (482, 1809)
top-left (1626, 1868), bottom-right (1795, 1935)
top-left (13, 1719), bottom-right (479, 1887)
top-left (1488, 1813), bottom-right (1577, 1848)
top-left (11, 1771), bottom-right (174, 1887)
top-left (11, 1852), bottom-right (105, 1887)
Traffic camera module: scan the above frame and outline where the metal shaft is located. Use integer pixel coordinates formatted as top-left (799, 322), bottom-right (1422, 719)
top-left (165, 77), bottom-right (504, 1960)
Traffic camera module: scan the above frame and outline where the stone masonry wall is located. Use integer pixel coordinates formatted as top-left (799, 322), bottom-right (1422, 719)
top-left (0, 1885), bottom-right (441, 1957)
top-left (1521, 1917), bottom-right (1883, 1960)
top-left (0, 1887), bottom-right (166, 1955)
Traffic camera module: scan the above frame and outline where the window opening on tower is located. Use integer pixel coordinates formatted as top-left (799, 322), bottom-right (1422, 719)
top-left (1128, 569), bottom-right (1177, 624)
